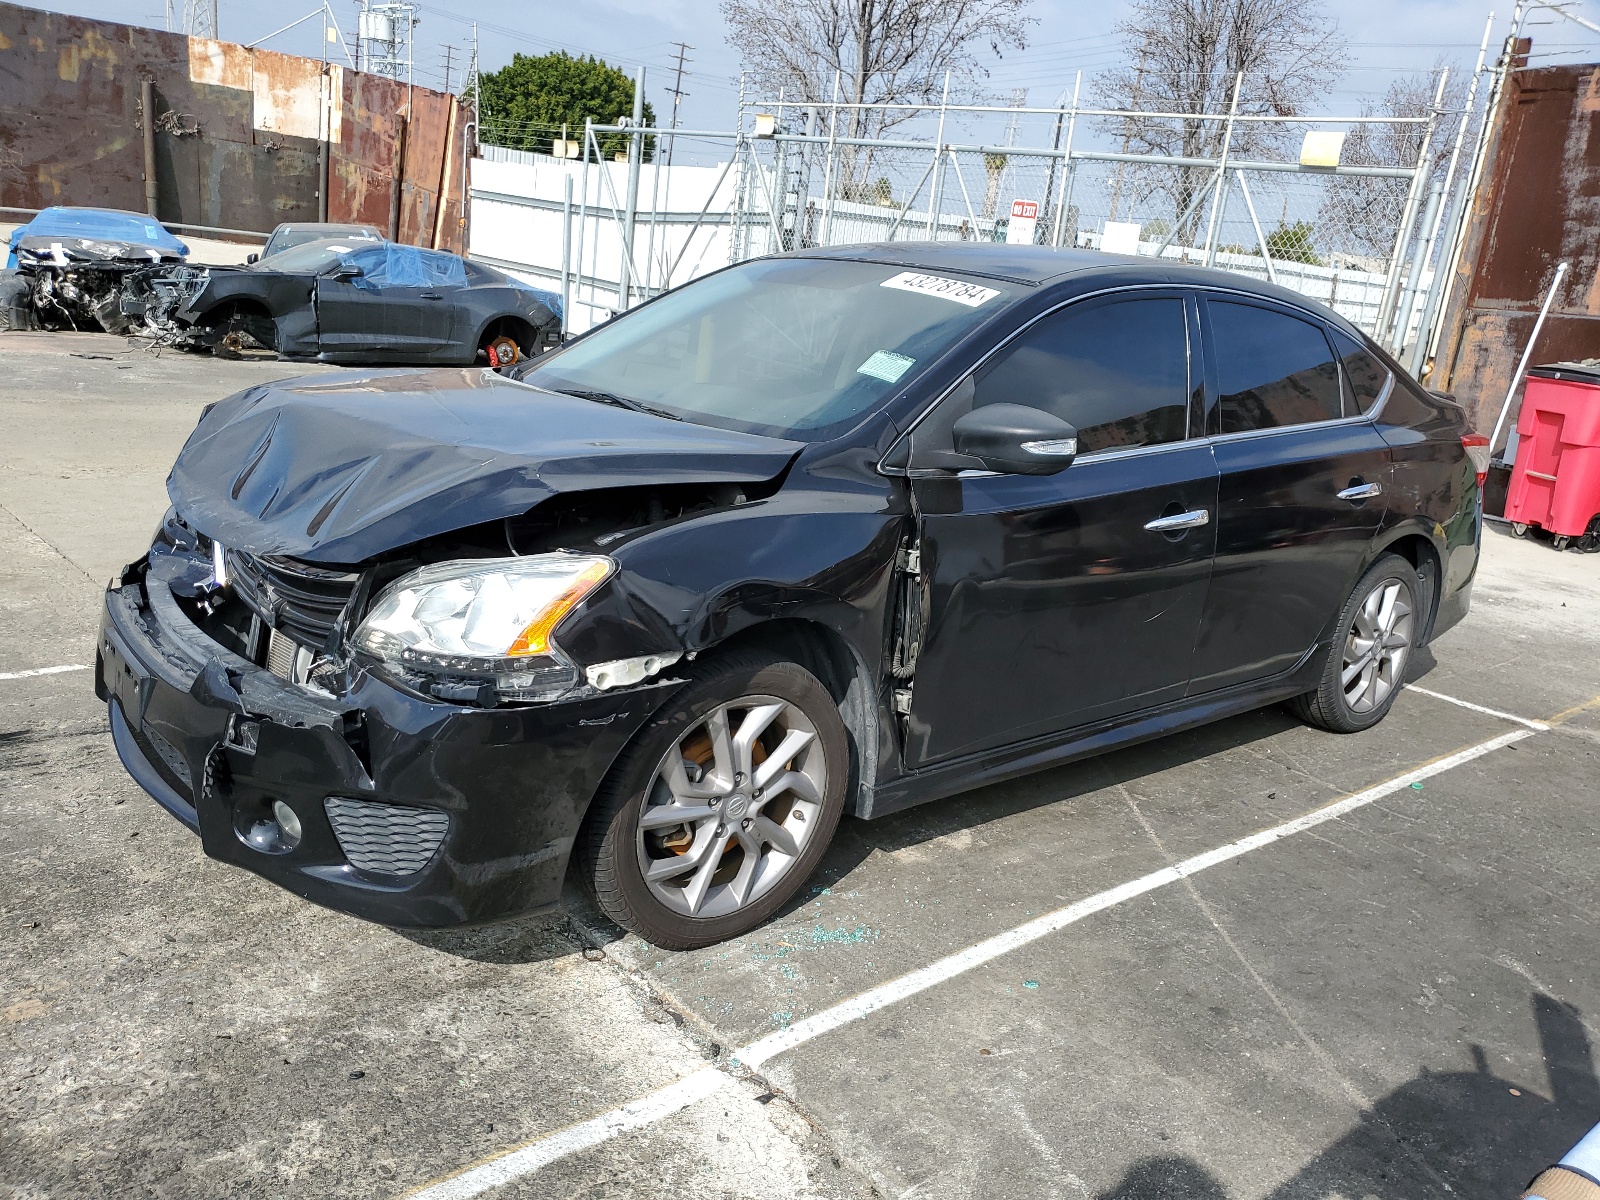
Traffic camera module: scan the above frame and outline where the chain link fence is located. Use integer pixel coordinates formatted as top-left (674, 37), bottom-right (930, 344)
top-left (474, 93), bottom-right (1446, 346)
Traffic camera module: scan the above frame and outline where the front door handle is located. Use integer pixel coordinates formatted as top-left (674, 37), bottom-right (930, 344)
top-left (1144, 509), bottom-right (1211, 533)
top-left (1337, 481), bottom-right (1383, 502)
top-left (420, 292), bottom-right (444, 300)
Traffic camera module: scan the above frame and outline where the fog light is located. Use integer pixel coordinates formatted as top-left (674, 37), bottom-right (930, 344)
top-left (271, 800), bottom-right (303, 846)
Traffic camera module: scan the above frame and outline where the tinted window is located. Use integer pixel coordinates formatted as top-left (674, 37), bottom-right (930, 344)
top-left (972, 297), bottom-right (1189, 454)
top-left (1210, 301), bottom-right (1342, 432)
top-left (1331, 330), bottom-right (1392, 414)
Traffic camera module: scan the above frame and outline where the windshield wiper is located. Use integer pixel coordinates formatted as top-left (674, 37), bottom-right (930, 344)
top-left (547, 386), bottom-right (683, 421)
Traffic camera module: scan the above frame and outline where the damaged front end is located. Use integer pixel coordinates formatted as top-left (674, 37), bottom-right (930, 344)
top-left (119, 264), bottom-right (219, 349)
top-left (9, 236), bottom-right (186, 333)
top-left (97, 371), bottom-right (806, 924)
top-left (97, 506), bottom-right (703, 926)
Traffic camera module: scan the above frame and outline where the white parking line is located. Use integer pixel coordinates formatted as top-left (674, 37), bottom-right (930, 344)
top-left (0, 663), bottom-right (90, 681)
top-left (402, 726), bottom-right (1536, 1200)
top-left (1405, 684), bottom-right (1550, 731)
top-left (408, 1069), bottom-right (728, 1200)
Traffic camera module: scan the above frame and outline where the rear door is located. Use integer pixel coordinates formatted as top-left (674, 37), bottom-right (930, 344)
top-left (1187, 295), bottom-right (1392, 694)
top-left (903, 290), bottom-right (1220, 765)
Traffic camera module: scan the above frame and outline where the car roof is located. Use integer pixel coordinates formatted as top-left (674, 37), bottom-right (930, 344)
top-left (793, 242), bottom-right (1109, 285)
top-left (270, 222), bottom-right (384, 235)
top-left (789, 242), bottom-right (1368, 341)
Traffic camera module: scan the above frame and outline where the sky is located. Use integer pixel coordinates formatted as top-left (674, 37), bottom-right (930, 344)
top-left (33, 0), bottom-right (1600, 150)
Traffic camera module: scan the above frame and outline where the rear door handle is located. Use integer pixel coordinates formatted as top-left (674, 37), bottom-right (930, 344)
top-left (1337, 482), bottom-right (1383, 501)
top-left (1144, 509), bottom-right (1211, 532)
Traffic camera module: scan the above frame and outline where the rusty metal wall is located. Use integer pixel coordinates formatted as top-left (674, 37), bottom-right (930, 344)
top-left (0, 2), bottom-right (468, 250)
top-left (1437, 64), bottom-right (1600, 428)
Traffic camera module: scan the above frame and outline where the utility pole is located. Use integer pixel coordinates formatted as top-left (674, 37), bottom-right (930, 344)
top-left (441, 44), bottom-right (456, 94)
top-left (1108, 47), bottom-right (1147, 222)
top-left (665, 41), bottom-right (693, 167)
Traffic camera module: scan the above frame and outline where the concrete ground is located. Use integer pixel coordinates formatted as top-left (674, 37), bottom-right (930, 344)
top-left (2, 330), bottom-right (1597, 1200)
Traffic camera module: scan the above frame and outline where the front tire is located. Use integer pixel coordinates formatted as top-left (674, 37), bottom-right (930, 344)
top-left (577, 650), bottom-right (849, 950)
top-left (1290, 554), bottom-right (1421, 734)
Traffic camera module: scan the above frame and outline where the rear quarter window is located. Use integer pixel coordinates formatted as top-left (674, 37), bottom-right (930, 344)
top-left (1331, 330), bottom-right (1392, 414)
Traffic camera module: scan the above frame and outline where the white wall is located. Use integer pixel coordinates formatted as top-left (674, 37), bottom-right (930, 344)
top-left (468, 152), bottom-right (740, 335)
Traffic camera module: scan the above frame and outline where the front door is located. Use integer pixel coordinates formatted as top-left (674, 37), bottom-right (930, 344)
top-left (903, 291), bottom-right (1219, 767)
top-left (1187, 295), bottom-right (1392, 693)
top-left (314, 246), bottom-right (455, 362)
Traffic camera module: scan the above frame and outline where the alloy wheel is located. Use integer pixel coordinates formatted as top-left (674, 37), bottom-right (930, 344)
top-left (635, 695), bottom-right (827, 919)
top-left (1341, 578), bottom-right (1414, 714)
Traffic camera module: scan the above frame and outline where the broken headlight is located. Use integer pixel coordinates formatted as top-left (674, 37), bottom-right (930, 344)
top-left (351, 554), bottom-right (612, 703)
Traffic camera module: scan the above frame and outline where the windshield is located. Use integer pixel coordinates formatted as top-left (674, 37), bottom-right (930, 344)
top-left (520, 257), bottom-right (1015, 440)
top-left (256, 240), bottom-right (360, 274)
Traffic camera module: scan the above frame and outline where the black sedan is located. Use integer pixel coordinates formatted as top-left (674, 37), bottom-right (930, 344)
top-left (96, 244), bottom-right (1485, 948)
top-left (125, 238), bottom-right (562, 365)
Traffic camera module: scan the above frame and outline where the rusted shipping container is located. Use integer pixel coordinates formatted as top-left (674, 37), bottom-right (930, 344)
top-left (1436, 63), bottom-right (1600, 429)
top-left (0, 2), bottom-right (469, 250)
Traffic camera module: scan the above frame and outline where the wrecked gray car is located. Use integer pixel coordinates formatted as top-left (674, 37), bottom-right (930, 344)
top-left (123, 239), bottom-right (563, 365)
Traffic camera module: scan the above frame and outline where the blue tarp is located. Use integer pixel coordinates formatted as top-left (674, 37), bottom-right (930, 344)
top-left (6, 207), bottom-right (189, 268)
top-left (348, 244), bottom-right (467, 290)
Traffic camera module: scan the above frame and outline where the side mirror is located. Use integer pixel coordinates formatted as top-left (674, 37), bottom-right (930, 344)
top-left (246, 252), bottom-right (259, 264)
top-left (330, 262), bottom-right (363, 281)
top-left (952, 403), bottom-right (1078, 475)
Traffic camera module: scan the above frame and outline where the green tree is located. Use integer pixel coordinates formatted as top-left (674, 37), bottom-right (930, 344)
top-left (479, 51), bottom-right (656, 161)
top-left (1266, 220), bottom-right (1321, 265)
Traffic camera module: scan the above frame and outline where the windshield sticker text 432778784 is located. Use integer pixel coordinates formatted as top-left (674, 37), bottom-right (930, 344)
top-left (880, 271), bottom-right (1001, 308)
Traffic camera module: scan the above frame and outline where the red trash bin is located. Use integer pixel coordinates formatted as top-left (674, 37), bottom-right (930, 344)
top-left (1504, 362), bottom-right (1600, 544)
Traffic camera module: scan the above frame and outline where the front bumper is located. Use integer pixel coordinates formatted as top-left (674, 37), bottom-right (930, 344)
top-left (97, 557), bottom-right (681, 927)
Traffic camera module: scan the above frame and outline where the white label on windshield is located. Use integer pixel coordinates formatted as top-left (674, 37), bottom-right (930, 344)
top-left (857, 350), bottom-right (916, 383)
top-left (881, 271), bottom-right (1000, 307)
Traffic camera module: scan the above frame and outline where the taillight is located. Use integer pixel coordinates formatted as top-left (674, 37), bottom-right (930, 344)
top-left (1462, 433), bottom-right (1490, 490)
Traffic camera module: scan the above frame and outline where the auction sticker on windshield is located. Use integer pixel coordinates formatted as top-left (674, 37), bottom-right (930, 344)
top-left (881, 272), bottom-right (1001, 307)
top-left (857, 350), bottom-right (916, 383)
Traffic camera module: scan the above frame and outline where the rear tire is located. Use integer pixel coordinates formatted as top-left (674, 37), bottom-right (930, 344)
top-left (576, 649), bottom-right (849, 950)
top-left (1289, 554), bottom-right (1421, 734)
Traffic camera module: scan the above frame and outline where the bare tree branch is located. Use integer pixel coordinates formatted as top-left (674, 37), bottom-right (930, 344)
top-left (722, 0), bottom-right (1035, 145)
top-left (1320, 64), bottom-right (1466, 258)
top-left (1095, 0), bottom-right (1345, 240)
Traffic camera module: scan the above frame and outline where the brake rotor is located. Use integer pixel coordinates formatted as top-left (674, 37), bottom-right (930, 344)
top-left (485, 335), bottom-right (520, 367)
top-left (655, 730), bottom-right (714, 855)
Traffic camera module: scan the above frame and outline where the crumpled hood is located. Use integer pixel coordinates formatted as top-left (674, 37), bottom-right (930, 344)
top-left (168, 368), bottom-right (803, 564)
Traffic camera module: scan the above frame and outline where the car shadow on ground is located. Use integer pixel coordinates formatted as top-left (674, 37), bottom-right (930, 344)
top-left (389, 909), bottom-right (581, 964)
top-left (1094, 993), bottom-right (1597, 1199)
top-left (798, 700), bottom-right (1307, 907)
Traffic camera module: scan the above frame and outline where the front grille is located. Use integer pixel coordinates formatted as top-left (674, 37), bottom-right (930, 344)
top-left (324, 797), bottom-right (450, 875)
top-left (226, 550), bottom-right (359, 650)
